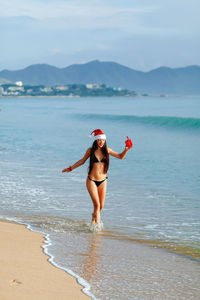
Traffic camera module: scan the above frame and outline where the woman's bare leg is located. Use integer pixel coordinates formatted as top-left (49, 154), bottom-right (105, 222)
top-left (98, 180), bottom-right (107, 212)
top-left (86, 178), bottom-right (101, 224)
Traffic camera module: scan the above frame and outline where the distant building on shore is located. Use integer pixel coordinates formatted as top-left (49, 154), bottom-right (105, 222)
top-left (8, 86), bottom-right (24, 92)
top-left (86, 84), bottom-right (100, 89)
top-left (40, 87), bottom-right (52, 93)
top-left (15, 81), bottom-right (23, 86)
top-left (55, 86), bottom-right (69, 91)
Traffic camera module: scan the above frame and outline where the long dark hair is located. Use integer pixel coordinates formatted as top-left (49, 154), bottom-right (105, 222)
top-left (88, 140), bottom-right (109, 174)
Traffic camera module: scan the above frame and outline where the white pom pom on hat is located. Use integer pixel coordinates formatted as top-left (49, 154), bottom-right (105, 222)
top-left (89, 129), bottom-right (106, 140)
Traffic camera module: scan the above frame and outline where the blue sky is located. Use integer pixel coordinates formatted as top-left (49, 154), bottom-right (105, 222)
top-left (0, 0), bottom-right (199, 71)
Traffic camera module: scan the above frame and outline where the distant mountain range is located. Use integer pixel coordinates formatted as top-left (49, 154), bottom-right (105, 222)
top-left (0, 60), bottom-right (200, 94)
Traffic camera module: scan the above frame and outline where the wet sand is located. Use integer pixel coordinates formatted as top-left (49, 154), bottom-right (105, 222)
top-left (0, 219), bottom-right (90, 300)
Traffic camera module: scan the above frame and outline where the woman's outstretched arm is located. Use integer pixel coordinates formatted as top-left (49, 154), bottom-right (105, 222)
top-left (108, 145), bottom-right (132, 160)
top-left (62, 148), bottom-right (91, 172)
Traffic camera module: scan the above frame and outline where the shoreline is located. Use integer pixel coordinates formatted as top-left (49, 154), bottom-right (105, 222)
top-left (0, 219), bottom-right (91, 300)
top-left (1, 94), bottom-right (200, 99)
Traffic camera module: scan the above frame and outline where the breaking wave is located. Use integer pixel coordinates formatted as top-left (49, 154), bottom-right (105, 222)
top-left (74, 113), bottom-right (200, 130)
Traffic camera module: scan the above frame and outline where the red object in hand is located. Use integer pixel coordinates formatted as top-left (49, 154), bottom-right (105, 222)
top-left (125, 136), bottom-right (133, 147)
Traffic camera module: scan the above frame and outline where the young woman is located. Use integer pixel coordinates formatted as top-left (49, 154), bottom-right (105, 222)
top-left (62, 129), bottom-right (132, 227)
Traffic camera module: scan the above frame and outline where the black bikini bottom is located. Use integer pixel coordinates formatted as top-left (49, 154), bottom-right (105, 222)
top-left (88, 176), bottom-right (107, 187)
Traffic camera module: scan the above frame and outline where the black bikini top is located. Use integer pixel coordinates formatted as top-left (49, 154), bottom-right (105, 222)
top-left (93, 153), bottom-right (107, 163)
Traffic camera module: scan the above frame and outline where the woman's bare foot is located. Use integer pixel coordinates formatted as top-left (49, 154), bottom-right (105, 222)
top-left (91, 213), bottom-right (96, 224)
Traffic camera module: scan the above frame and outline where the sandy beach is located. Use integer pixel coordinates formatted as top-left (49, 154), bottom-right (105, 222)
top-left (0, 219), bottom-right (90, 300)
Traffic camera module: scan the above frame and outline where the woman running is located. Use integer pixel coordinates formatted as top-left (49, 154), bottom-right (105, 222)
top-left (62, 129), bottom-right (132, 226)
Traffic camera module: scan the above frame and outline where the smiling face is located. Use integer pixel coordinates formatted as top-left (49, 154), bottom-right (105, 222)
top-left (96, 139), bottom-right (105, 148)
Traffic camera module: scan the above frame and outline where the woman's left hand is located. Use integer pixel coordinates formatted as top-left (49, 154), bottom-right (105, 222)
top-left (125, 145), bottom-right (133, 151)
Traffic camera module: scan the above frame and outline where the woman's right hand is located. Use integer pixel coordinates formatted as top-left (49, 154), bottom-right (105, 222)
top-left (62, 166), bottom-right (72, 173)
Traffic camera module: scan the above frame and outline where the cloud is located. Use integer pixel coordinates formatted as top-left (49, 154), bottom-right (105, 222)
top-left (0, 3), bottom-right (156, 39)
top-left (0, 0), bottom-right (199, 70)
top-left (0, 0), bottom-right (153, 19)
top-left (51, 48), bottom-right (62, 54)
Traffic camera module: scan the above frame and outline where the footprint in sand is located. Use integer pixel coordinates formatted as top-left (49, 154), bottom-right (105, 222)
top-left (10, 279), bottom-right (22, 286)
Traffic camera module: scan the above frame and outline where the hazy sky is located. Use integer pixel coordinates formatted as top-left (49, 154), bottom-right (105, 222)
top-left (0, 0), bottom-right (199, 71)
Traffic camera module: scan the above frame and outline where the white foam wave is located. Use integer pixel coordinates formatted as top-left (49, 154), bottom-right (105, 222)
top-left (89, 222), bottom-right (104, 233)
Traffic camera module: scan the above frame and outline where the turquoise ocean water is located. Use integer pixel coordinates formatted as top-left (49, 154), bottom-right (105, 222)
top-left (0, 96), bottom-right (200, 299)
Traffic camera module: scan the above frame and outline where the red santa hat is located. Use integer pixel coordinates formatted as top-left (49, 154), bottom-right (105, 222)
top-left (89, 129), bottom-right (106, 140)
